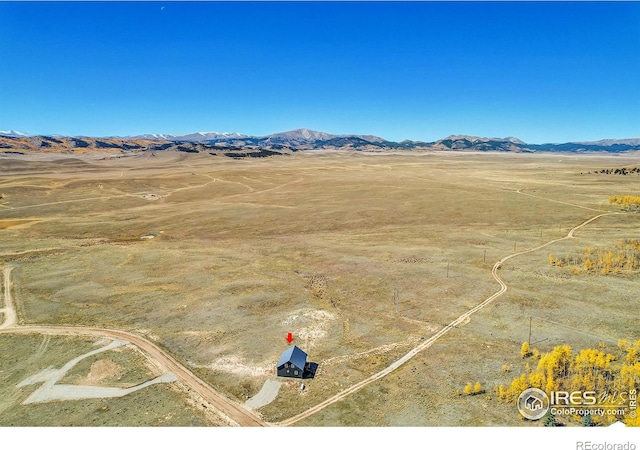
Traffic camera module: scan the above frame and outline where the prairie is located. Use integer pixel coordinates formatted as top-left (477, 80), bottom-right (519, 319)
top-left (0, 150), bottom-right (638, 425)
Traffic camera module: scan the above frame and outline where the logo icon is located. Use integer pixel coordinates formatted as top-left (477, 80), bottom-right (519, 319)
top-left (517, 388), bottom-right (550, 420)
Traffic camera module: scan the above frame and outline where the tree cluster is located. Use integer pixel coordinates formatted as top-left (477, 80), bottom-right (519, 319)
top-left (587, 167), bottom-right (640, 176)
top-left (609, 194), bottom-right (640, 211)
top-left (549, 239), bottom-right (640, 275)
top-left (461, 381), bottom-right (484, 396)
top-left (498, 340), bottom-right (640, 426)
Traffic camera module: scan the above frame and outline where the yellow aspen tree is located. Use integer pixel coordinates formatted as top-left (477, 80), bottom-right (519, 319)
top-left (625, 414), bottom-right (640, 427)
top-left (623, 364), bottom-right (640, 391)
top-left (545, 374), bottom-right (556, 393)
top-left (595, 353), bottom-right (607, 369)
top-left (618, 339), bottom-right (630, 352)
top-left (529, 373), bottom-right (544, 389)
top-left (474, 382), bottom-right (482, 394)
top-left (604, 251), bottom-right (614, 267)
top-left (463, 382), bottom-right (473, 395)
top-left (570, 374), bottom-right (581, 391)
top-left (616, 251), bottom-right (624, 267)
top-left (498, 384), bottom-right (506, 401)
top-left (627, 347), bottom-right (639, 365)
top-left (521, 341), bottom-right (530, 358)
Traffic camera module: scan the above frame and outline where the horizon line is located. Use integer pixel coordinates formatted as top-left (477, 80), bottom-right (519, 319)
top-left (2, 128), bottom-right (640, 146)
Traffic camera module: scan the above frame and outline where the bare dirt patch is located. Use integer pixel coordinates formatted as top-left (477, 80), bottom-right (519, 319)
top-left (0, 334), bottom-right (213, 426)
top-left (204, 355), bottom-right (272, 378)
top-left (0, 219), bottom-right (43, 230)
top-left (281, 308), bottom-right (337, 349)
top-left (80, 359), bottom-right (122, 385)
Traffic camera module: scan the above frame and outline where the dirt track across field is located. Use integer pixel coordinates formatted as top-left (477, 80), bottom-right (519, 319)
top-left (0, 267), bottom-right (267, 427)
top-left (277, 211), bottom-right (619, 426)
top-left (0, 210), bottom-right (621, 427)
top-left (1, 153), bottom-right (635, 427)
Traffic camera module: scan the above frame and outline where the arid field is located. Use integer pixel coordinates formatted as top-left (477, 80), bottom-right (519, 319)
top-left (0, 150), bottom-right (638, 426)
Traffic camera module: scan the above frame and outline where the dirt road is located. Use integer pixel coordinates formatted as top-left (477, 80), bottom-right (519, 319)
top-left (0, 266), bottom-right (266, 427)
top-left (0, 210), bottom-right (620, 427)
top-left (278, 212), bottom-right (618, 426)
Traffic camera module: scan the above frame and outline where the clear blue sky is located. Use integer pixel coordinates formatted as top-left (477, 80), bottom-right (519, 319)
top-left (1, 1), bottom-right (639, 143)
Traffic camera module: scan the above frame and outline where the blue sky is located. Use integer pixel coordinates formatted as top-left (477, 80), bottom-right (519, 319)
top-left (1, 1), bottom-right (638, 143)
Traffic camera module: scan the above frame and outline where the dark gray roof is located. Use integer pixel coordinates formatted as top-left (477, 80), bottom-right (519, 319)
top-left (277, 346), bottom-right (307, 369)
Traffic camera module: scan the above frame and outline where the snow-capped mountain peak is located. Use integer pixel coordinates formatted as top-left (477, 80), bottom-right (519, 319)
top-left (0, 130), bottom-right (31, 137)
top-left (131, 131), bottom-right (248, 141)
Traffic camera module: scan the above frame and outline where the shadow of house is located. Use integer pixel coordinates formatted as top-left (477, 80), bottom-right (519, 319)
top-left (276, 346), bottom-right (318, 380)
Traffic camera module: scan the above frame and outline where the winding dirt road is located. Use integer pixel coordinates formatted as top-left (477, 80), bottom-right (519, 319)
top-left (0, 267), bottom-right (266, 427)
top-left (0, 169), bottom-right (623, 428)
top-left (278, 211), bottom-right (619, 426)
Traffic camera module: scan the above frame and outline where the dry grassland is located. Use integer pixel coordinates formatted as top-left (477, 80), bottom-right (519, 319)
top-left (0, 334), bottom-right (216, 426)
top-left (0, 150), bottom-right (638, 425)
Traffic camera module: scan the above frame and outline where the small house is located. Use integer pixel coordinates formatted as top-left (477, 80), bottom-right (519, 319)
top-left (276, 345), bottom-right (307, 378)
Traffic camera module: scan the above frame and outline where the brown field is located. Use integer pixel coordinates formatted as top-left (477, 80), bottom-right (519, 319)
top-left (0, 334), bottom-right (219, 426)
top-left (0, 150), bottom-right (638, 426)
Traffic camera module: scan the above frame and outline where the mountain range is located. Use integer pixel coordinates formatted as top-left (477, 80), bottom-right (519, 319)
top-left (1, 128), bottom-right (640, 155)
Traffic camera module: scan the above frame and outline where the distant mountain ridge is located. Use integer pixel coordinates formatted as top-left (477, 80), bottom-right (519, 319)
top-left (574, 138), bottom-right (640, 146)
top-left (2, 128), bottom-right (640, 154)
top-left (0, 130), bottom-right (30, 138)
top-left (131, 131), bottom-right (249, 142)
top-left (442, 135), bottom-right (527, 145)
top-left (129, 128), bottom-right (388, 146)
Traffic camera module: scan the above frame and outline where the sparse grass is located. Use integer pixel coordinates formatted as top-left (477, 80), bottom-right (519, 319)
top-left (1, 151), bottom-right (639, 425)
top-left (0, 334), bottom-right (216, 426)
top-left (58, 343), bottom-right (159, 387)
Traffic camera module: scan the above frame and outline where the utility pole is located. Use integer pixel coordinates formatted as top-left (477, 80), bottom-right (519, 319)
top-left (393, 288), bottom-right (398, 314)
top-left (528, 317), bottom-right (532, 348)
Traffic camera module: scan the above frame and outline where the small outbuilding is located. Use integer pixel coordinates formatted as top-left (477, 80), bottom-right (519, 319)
top-left (276, 345), bottom-right (307, 379)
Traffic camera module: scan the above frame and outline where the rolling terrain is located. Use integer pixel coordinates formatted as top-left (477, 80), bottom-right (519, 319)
top-left (3, 129), bottom-right (640, 155)
top-left (0, 149), bottom-right (638, 426)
